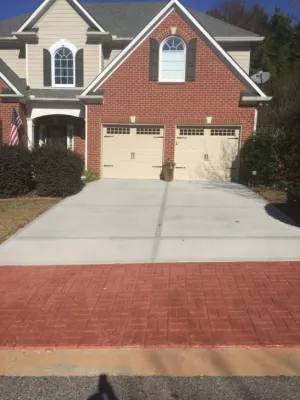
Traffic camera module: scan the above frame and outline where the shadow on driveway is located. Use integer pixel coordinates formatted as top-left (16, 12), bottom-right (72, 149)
top-left (264, 203), bottom-right (300, 228)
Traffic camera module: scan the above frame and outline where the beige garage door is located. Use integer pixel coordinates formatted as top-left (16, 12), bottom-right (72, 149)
top-left (175, 126), bottom-right (240, 181)
top-left (102, 125), bottom-right (164, 179)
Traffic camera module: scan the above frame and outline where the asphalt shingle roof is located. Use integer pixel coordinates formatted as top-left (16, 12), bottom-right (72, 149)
top-left (0, 57), bottom-right (26, 93)
top-left (0, 1), bottom-right (259, 39)
top-left (28, 88), bottom-right (83, 98)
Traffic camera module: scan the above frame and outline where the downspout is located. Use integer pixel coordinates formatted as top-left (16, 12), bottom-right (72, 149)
top-left (253, 108), bottom-right (258, 133)
top-left (85, 104), bottom-right (88, 170)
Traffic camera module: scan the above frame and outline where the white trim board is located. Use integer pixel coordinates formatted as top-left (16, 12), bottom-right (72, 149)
top-left (17, 0), bottom-right (106, 34)
top-left (0, 72), bottom-right (23, 96)
top-left (81, 0), bottom-right (266, 98)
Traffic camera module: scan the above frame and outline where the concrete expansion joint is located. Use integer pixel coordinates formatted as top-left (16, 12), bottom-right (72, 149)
top-left (151, 183), bottom-right (169, 261)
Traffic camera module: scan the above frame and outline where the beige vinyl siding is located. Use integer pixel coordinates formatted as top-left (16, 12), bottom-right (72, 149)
top-left (0, 48), bottom-right (26, 79)
top-left (228, 50), bottom-right (250, 74)
top-left (28, 0), bottom-right (99, 88)
top-left (103, 48), bottom-right (122, 69)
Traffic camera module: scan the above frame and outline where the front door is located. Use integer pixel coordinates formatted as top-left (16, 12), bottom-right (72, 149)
top-left (46, 125), bottom-right (68, 148)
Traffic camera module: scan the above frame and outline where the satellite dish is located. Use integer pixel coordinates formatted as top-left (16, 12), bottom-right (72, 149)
top-left (251, 71), bottom-right (271, 85)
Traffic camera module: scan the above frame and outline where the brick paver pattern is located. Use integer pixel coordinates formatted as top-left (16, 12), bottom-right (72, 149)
top-left (0, 262), bottom-right (300, 349)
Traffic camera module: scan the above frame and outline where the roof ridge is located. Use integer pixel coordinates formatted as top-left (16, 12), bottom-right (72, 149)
top-left (0, 1), bottom-right (260, 38)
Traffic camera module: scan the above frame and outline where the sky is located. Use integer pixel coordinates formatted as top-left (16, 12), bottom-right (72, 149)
top-left (0, 0), bottom-right (296, 21)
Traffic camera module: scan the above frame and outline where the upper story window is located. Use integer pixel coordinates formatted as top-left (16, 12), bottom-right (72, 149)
top-left (54, 47), bottom-right (74, 85)
top-left (159, 36), bottom-right (186, 82)
top-left (49, 40), bottom-right (77, 87)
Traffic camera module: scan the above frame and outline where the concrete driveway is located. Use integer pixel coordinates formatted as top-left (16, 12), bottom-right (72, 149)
top-left (0, 180), bottom-right (300, 265)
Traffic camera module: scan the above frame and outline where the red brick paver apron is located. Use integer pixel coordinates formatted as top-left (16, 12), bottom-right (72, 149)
top-left (0, 262), bottom-right (300, 349)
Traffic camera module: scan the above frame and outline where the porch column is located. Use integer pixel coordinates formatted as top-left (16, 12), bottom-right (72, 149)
top-left (27, 118), bottom-right (34, 149)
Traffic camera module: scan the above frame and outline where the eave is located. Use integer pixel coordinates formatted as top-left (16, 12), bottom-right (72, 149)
top-left (240, 95), bottom-right (272, 106)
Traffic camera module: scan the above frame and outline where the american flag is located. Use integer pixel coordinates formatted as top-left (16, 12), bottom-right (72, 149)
top-left (9, 108), bottom-right (23, 146)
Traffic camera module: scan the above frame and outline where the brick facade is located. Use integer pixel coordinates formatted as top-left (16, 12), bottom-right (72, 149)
top-left (0, 79), bottom-right (27, 145)
top-left (87, 9), bottom-right (255, 174)
top-left (1, 9), bottom-right (256, 178)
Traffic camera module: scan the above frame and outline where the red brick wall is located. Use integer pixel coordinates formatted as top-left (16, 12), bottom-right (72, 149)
top-left (0, 79), bottom-right (27, 145)
top-left (87, 9), bottom-right (255, 174)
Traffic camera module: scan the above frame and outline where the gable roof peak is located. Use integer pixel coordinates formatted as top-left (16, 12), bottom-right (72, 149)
top-left (81, 0), bottom-right (266, 98)
top-left (17, 0), bottom-right (107, 34)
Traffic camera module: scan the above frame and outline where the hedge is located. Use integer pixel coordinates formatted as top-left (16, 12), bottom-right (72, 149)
top-left (240, 126), bottom-right (285, 187)
top-left (32, 146), bottom-right (84, 197)
top-left (0, 145), bottom-right (33, 198)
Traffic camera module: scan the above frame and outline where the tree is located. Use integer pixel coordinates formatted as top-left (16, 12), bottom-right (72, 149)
top-left (207, 0), bottom-right (268, 35)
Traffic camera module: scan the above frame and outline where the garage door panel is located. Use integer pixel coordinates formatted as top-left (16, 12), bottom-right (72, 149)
top-left (175, 126), bottom-right (240, 181)
top-left (102, 125), bottom-right (164, 179)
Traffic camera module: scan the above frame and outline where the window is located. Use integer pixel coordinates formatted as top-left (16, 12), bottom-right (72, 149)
top-left (179, 127), bottom-right (204, 136)
top-left (54, 47), bottom-right (74, 85)
top-left (50, 40), bottom-right (77, 87)
top-left (159, 36), bottom-right (186, 82)
top-left (106, 126), bottom-right (130, 135)
top-left (137, 127), bottom-right (161, 135)
top-left (210, 128), bottom-right (236, 136)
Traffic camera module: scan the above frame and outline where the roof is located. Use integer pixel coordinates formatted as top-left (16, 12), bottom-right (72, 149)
top-left (82, 0), bottom-right (266, 98)
top-left (0, 57), bottom-right (26, 94)
top-left (28, 88), bottom-right (83, 99)
top-left (0, 1), bottom-right (259, 39)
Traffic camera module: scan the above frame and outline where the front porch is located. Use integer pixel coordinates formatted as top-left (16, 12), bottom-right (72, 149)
top-left (32, 115), bottom-right (85, 154)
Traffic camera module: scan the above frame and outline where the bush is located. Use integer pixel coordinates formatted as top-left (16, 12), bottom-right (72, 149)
top-left (82, 169), bottom-right (100, 183)
top-left (287, 178), bottom-right (300, 204)
top-left (32, 146), bottom-right (84, 197)
top-left (0, 145), bottom-right (33, 198)
top-left (240, 126), bottom-right (285, 187)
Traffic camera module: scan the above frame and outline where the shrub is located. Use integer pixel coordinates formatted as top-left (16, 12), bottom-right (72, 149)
top-left (82, 169), bottom-right (100, 183)
top-left (0, 145), bottom-right (33, 198)
top-left (32, 146), bottom-right (84, 197)
top-left (287, 178), bottom-right (300, 204)
top-left (240, 126), bottom-right (285, 187)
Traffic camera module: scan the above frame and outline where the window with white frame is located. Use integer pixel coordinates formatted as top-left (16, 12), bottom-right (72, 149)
top-left (50, 40), bottom-right (77, 87)
top-left (54, 47), bottom-right (74, 85)
top-left (159, 36), bottom-right (186, 82)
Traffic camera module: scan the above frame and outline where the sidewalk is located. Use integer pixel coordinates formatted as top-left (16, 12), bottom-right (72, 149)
top-left (0, 262), bottom-right (300, 349)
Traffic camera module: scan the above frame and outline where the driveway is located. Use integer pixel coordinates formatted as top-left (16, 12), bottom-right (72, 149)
top-left (0, 180), bottom-right (300, 265)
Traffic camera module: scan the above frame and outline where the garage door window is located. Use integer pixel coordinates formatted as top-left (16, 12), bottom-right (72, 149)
top-left (137, 127), bottom-right (161, 135)
top-left (210, 128), bottom-right (235, 136)
top-left (179, 127), bottom-right (204, 136)
top-left (106, 126), bottom-right (130, 135)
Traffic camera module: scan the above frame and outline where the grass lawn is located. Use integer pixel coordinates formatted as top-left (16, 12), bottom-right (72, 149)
top-left (0, 198), bottom-right (59, 244)
top-left (252, 187), bottom-right (300, 226)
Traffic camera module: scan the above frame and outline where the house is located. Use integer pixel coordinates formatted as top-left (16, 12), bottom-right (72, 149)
top-left (0, 0), bottom-right (270, 181)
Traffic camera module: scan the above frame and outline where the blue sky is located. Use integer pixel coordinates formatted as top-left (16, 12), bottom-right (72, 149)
top-left (0, 0), bottom-right (296, 21)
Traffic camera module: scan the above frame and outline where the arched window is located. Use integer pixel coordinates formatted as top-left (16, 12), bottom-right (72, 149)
top-left (159, 36), bottom-right (186, 82)
top-left (50, 40), bottom-right (77, 87)
top-left (54, 47), bottom-right (74, 85)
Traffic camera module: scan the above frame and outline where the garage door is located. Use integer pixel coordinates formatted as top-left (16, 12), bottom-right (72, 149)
top-left (102, 125), bottom-right (164, 179)
top-left (175, 126), bottom-right (240, 181)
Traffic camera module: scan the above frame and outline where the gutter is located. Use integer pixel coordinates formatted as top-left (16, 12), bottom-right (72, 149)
top-left (78, 94), bottom-right (104, 104)
top-left (28, 95), bottom-right (79, 102)
top-left (12, 31), bottom-right (37, 36)
top-left (241, 96), bottom-right (272, 102)
top-left (215, 36), bottom-right (264, 42)
top-left (0, 94), bottom-right (24, 98)
top-left (112, 36), bottom-right (133, 41)
top-left (86, 31), bottom-right (110, 36)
